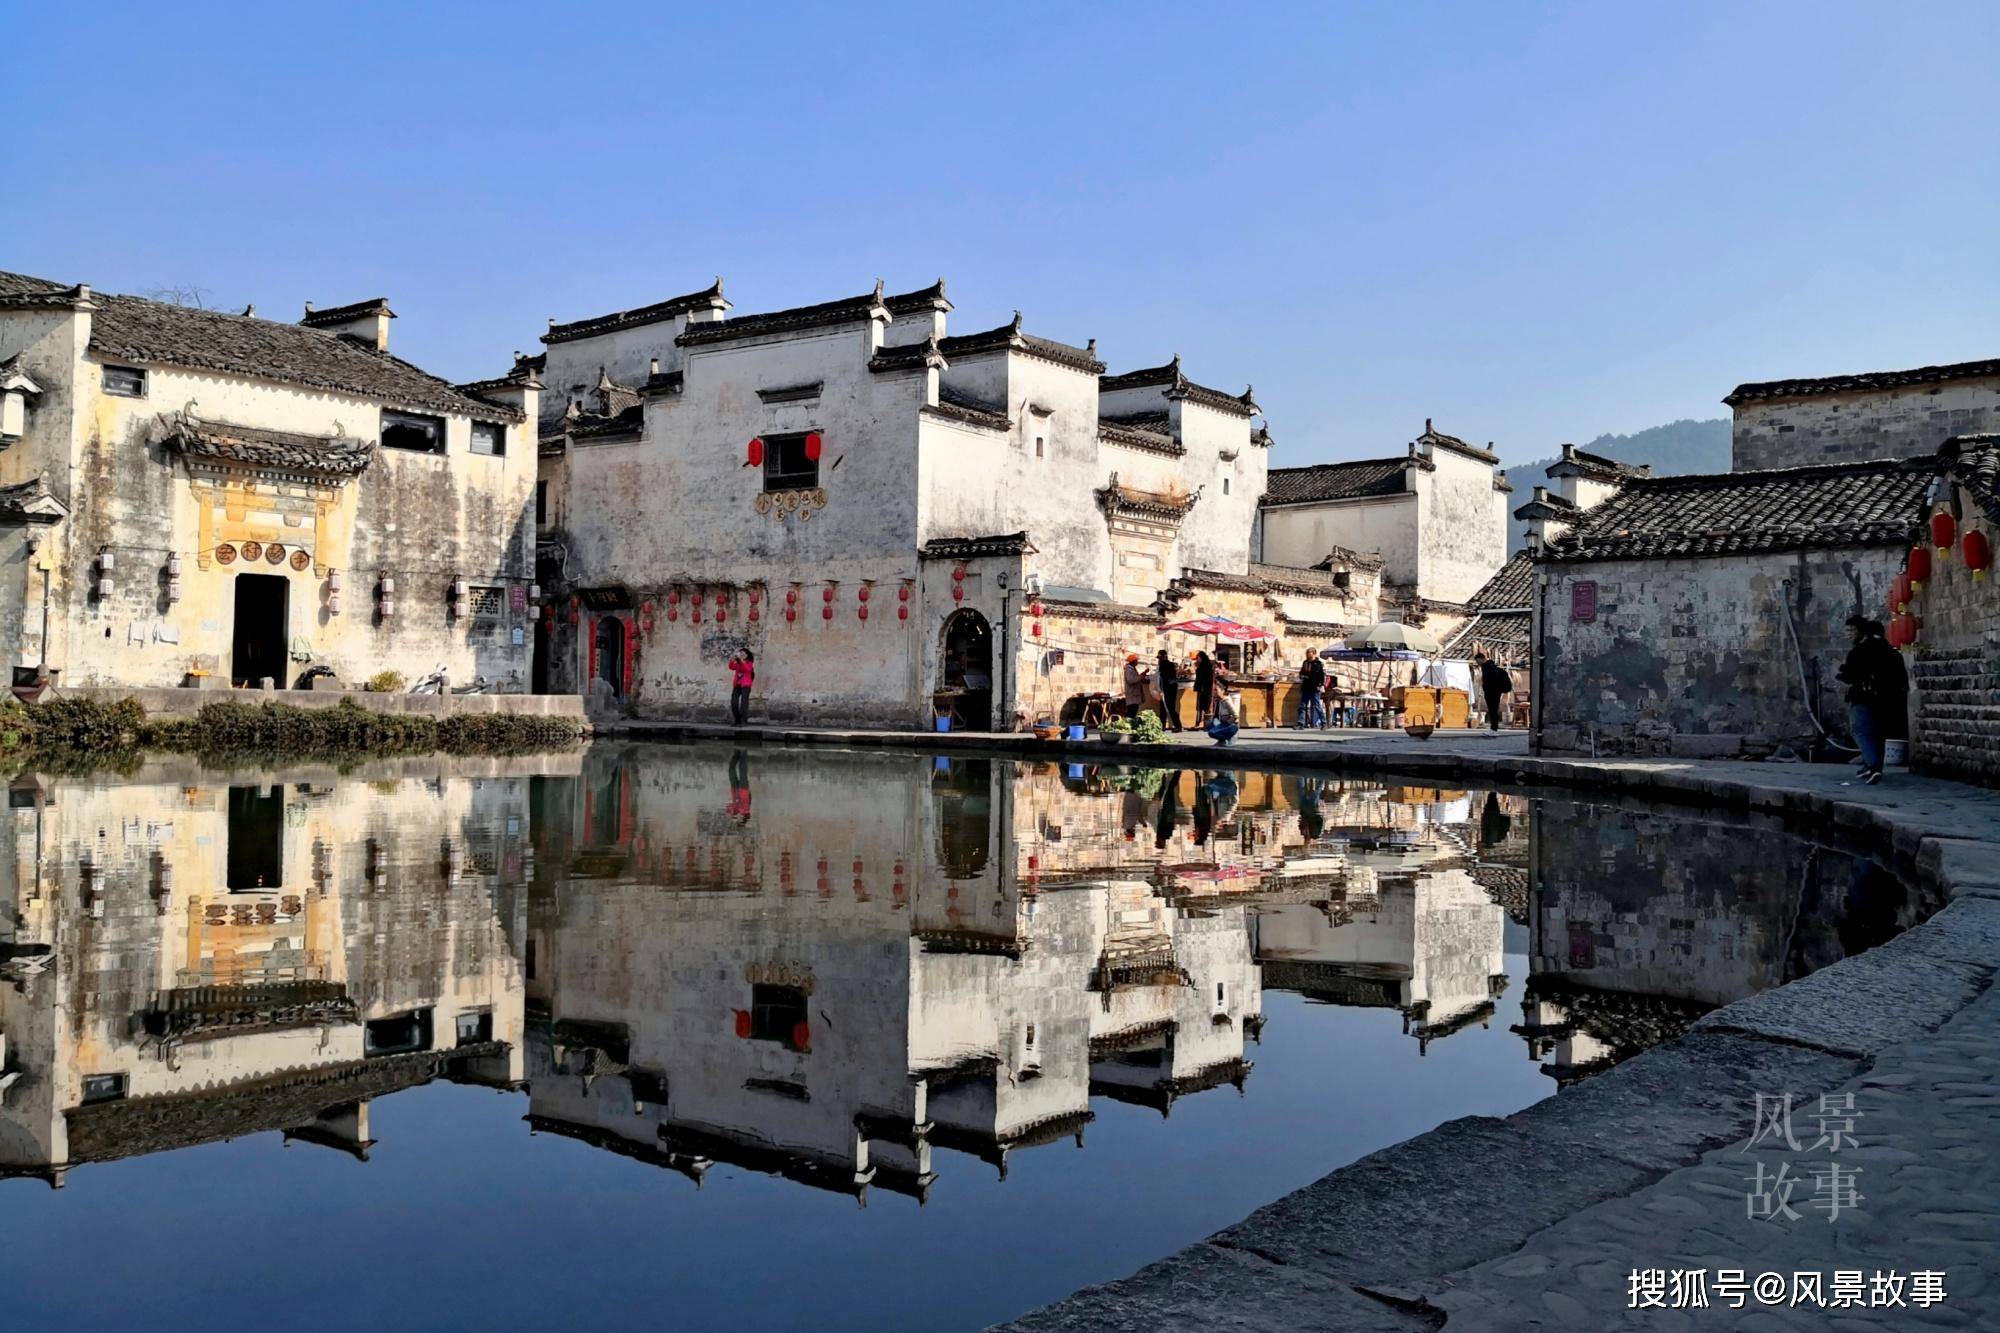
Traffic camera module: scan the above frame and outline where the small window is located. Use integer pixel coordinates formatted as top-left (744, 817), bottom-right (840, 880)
top-left (762, 432), bottom-right (819, 493)
top-left (749, 983), bottom-right (809, 1050)
top-left (1222, 476), bottom-right (1231, 495)
top-left (1333, 570), bottom-right (1352, 591)
top-left (535, 480), bottom-right (548, 526)
top-left (81, 1073), bottom-right (128, 1104)
top-left (365, 1007), bottom-right (434, 1056)
top-left (1025, 1023), bottom-right (1036, 1050)
top-left (102, 365), bottom-right (147, 398)
top-left (471, 421), bottom-right (506, 457)
top-left (1034, 434), bottom-right (1045, 459)
top-left (456, 1010), bottom-right (493, 1046)
top-left (382, 410), bottom-right (446, 454)
top-left (466, 586), bottom-right (504, 619)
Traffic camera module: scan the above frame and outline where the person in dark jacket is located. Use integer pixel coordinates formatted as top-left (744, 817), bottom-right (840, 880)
top-left (1836, 615), bottom-right (1906, 784)
top-left (1295, 649), bottom-right (1326, 728)
top-left (1475, 653), bottom-right (1513, 732)
top-left (1156, 649), bottom-right (1183, 730)
top-left (1193, 650), bottom-right (1216, 726)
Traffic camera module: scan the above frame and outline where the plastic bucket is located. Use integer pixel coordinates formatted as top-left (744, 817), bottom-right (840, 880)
top-left (1883, 739), bottom-right (1909, 769)
top-left (934, 716), bottom-right (951, 733)
top-left (1066, 725), bottom-right (1085, 741)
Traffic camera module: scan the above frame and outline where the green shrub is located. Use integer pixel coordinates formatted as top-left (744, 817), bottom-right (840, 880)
top-left (1130, 711), bottom-right (1167, 744)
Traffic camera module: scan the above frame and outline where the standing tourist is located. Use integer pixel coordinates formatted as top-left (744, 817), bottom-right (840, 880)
top-left (727, 649), bottom-right (756, 726)
top-left (1295, 648), bottom-right (1326, 729)
top-left (1156, 649), bottom-right (1183, 731)
top-left (1836, 616), bottom-right (1905, 784)
top-left (1122, 653), bottom-right (1152, 720)
top-left (1193, 650), bottom-right (1216, 726)
top-left (1476, 652), bottom-right (1513, 732)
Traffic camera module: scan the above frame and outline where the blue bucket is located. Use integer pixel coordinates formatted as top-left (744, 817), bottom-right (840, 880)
top-left (934, 716), bottom-right (951, 733)
top-left (1066, 725), bottom-right (1085, 741)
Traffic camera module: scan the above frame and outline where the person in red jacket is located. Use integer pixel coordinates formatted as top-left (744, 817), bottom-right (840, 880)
top-left (727, 650), bottom-right (756, 726)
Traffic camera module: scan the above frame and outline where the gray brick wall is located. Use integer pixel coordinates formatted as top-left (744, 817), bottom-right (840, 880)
top-left (1732, 376), bottom-right (2000, 471)
top-left (1536, 547), bottom-right (1899, 758)
top-left (1909, 518), bottom-right (2000, 786)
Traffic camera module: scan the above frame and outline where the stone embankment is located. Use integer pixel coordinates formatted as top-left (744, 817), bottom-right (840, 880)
top-left (602, 719), bottom-right (2000, 1330)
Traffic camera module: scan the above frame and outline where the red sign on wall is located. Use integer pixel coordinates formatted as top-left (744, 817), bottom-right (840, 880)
top-left (1570, 581), bottom-right (1597, 623)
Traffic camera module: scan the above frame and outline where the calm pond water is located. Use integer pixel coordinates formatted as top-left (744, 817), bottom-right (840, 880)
top-left (0, 743), bottom-right (1925, 1330)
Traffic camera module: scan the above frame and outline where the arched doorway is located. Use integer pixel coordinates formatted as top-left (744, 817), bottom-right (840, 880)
top-left (939, 609), bottom-right (993, 730)
top-left (593, 615), bottom-right (626, 699)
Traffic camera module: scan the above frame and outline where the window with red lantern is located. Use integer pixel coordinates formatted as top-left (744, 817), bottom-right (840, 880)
top-left (761, 431), bottom-right (821, 493)
top-left (747, 983), bottom-right (810, 1051)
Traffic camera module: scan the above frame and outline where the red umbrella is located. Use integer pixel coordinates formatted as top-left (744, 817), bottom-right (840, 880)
top-left (1161, 616), bottom-right (1270, 641)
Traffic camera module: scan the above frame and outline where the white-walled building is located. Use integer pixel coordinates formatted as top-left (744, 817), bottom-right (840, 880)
top-left (0, 272), bottom-right (539, 692)
top-left (530, 278), bottom-right (1421, 726)
top-left (1258, 420), bottom-right (1511, 611)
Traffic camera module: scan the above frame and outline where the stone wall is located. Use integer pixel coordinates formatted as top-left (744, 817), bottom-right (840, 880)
top-left (1536, 546), bottom-right (1899, 758)
top-left (1908, 500), bottom-right (2000, 786)
top-left (1732, 375), bottom-right (2000, 472)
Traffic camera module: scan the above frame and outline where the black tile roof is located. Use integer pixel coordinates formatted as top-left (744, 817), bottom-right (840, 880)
top-left (1545, 442), bottom-right (1645, 482)
top-left (883, 279), bottom-right (951, 315)
top-left (1724, 357), bottom-right (2000, 406)
top-left (1263, 456), bottom-right (1421, 505)
top-left (1940, 434), bottom-right (2000, 524)
top-left (300, 297), bottom-right (392, 328)
top-left (543, 280), bottom-right (727, 345)
top-left (921, 532), bottom-right (1035, 559)
top-left (1415, 419), bottom-right (1497, 464)
top-left (1100, 354), bottom-right (1257, 417)
top-left (935, 314), bottom-right (1104, 375)
top-left (1098, 412), bottom-right (1185, 457)
top-left (923, 387), bottom-right (1010, 432)
top-left (677, 280), bottom-right (944, 348)
top-left (1540, 457), bottom-right (1933, 563)
top-left (0, 477), bottom-right (65, 520)
top-left (0, 271), bottom-right (519, 421)
top-left (1466, 552), bottom-right (1534, 612)
top-left (1247, 561), bottom-right (1356, 596)
top-left (164, 417), bottom-right (377, 479)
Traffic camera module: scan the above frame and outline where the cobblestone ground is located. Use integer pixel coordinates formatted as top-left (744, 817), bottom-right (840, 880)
top-left (1431, 985), bottom-right (2000, 1331)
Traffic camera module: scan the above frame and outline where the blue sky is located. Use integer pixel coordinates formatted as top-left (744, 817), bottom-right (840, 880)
top-left (5, 1), bottom-right (1995, 467)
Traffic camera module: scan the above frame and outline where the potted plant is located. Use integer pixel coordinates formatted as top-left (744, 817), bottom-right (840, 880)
top-left (1101, 717), bottom-right (1136, 746)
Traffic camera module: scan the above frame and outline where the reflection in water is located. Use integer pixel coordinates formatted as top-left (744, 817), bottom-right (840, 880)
top-left (0, 747), bottom-right (1929, 1325)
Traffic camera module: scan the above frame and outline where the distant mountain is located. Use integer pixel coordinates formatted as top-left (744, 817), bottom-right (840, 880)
top-left (1504, 418), bottom-right (1730, 551)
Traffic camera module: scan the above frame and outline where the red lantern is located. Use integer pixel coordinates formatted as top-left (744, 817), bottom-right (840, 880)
top-left (898, 585), bottom-right (910, 602)
top-left (858, 586), bottom-right (870, 603)
top-left (1964, 528), bottom-right (1993, 580)
top-left (1890, 612), bottom-right (1919, 650)
top-left (822, 587), bottom-right (834, 603)
top-left (822, 606), bottom-right (832, 620)
top-left (1909, 545), bottom-right (1933, 589)
top-left (898, 606), bottom-right (908, 620)
top-left (748, 437), bottom-right (765, 467)
top-left (785, 608), bottom-right (797, 622)
top-left (734, 1010), bottom-right (752, 1039)
top-left (1029, 601), bottom-right (1044, 618)
top-left (952, 567), bottom-right (965, 582)
top-left (668, 607), bottom-right (679, 622)
top-left (692, 608), bottom-right (702, 623)
top-left (951, 586), bottom-right (964, 602)
top-left (1032, 620), bottom-right (1043, 638)
top-left (1889, 572), bottom-right (1911, 613)
top-left (716, 607), bottom-right (727, 623)
top-left (1932, 510), bottom-right (1957, 556)
top-left (749, 588), bottom-right (761, 605)
top-left (803, 431), bottom-right (822, 462)
top-left (666, 589), bottom-right (679, 606)
top-left (792, 1021), bottom-right (811, 1052)
top-left (749, 608), bottom-right (760, 622)
top-left (691, 591), bottom-right (703, 607)
top-left (858, 606), bottom-right (869, 621)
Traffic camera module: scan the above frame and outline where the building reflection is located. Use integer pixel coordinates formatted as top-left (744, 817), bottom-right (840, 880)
top-left (1514, 798), bottom-right (1928, 1085)
top-left (0, 756), bottom-right (543, 1186)
top-left (16, 743), bottom-right (1856, 1195)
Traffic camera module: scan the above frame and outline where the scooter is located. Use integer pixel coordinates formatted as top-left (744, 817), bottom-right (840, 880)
top-left (409, 664), bottom-right (448, 695)
top-left (451, 675), bottom-right (491, 696)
